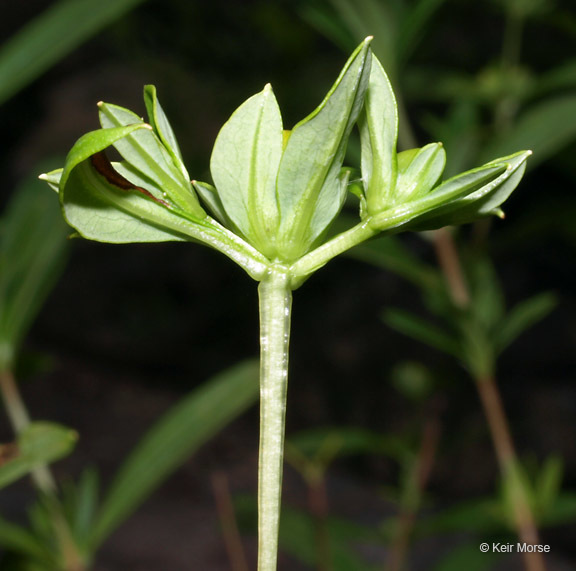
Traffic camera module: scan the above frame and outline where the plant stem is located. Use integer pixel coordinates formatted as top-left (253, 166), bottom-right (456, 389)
top-left (258, 266), bottom-right (292, 571)
top-left (0, 369), bottom-right (85, 571)
top-left (211, 471), bottom-right (249, 571)
top-left (431, 232), bottom-right (545, 571)
top-left (386, 399), bottom-right (441, 571)
top-left (476, 374), bottom-right (545, 571)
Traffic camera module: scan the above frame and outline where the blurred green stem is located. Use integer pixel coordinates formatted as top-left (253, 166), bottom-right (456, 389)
top-left (0, 369), bottom-right (85, 571)
top-left (258, 267), bottom-right (292, 571)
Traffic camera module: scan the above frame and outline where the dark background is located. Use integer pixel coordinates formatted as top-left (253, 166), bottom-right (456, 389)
top-left (1, 0), bottom-right (576, 569)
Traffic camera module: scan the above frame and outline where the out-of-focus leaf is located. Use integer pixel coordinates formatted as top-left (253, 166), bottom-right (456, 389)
top-left (61, 468), bottom-right (100, 551)
top-left (0, 516), bottom-right (54, 563)
top-left (287, 427), bottom-right (405, 464)
top-left (467, 256), bottom-right (504, 331)
top-left (417, 498), bottom-right (504, 534)
top-left (0, 173), bottom-right (69, 370)
top-left (433, 542), bottom-right (502, 571)
top-left (346, 234), bottom-right (441, 290)
top-left (397, 0), bottom-right (448, 64)
top-left (384, 308), bottom-right (461, 357)
top-left (535, 456), bottom-right (563, 520)
top-left (0, 0), bottom-right (148, 105)
top-left (480, 95), bottom-right (576, 168)
top-left (91, 359), bottom-right (259, 548)
top-left (495, 292), bottom-right (556, 353)
top-left (0, 422), bottom-right (77, 490)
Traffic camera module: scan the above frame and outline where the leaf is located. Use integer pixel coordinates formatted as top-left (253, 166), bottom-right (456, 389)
top-left (384, 308), bottom-right (461, 358)
top-left (346, 233), bottom-right (442, 290)
top-left (287, 427), bottom-right (390, 464)
top-left (143, 85), bottom-right (186, 171)
top-left (98, 101), bottom-right (204, 218)
top-left (210, 84), bottom-right (283, 258)
top-left (90, 359), bottom-right (259, 548)
top-left (394, 143), bottom-right (446, 203)
top-left (467, 255), bottom-right (505, 332)
top-left (61, 152), bottom-right (193, 244)
top-left (480, 95), bottom-right (576, 169)
top-left (0, 172), bottom-right (69, 369)
top-left (371, 151), bottom-right (530, 232)
top-left (535, 456), bottom-right (563, 519)
top-left (359, 54), bottom-right (398, 215)
top-left (0, 0), bottom-right (147, 105)
top-left (275, 38), bottom-right (373, 261)
top-left (0, 422), bottom-right (77, 490)
top-left (433, 543), bottom-right (502, 571)
top-left (495, 291), bottom-right (556, 353)
top-left (0, 516), bottom-right (54, 563)
top-left (236, 496), bottom-right (379, 571)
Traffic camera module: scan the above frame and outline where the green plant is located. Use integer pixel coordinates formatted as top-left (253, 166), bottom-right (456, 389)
top-left (302, 2), bottom-right (576, 568)
top-left (41, 37), bottom-right (529, 569)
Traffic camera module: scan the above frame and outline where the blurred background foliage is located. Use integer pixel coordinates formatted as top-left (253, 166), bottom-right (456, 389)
top-left (1, 0), bottom-right (576, 569)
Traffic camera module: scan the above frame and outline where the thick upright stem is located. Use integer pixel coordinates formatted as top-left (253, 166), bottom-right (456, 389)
top-left (258, 267), bottom-right (292, 571)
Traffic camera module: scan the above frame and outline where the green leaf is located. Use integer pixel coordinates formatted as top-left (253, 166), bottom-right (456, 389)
top-left (481, 95), bottom-right (576, 168)
top-left (210, 84), bottom-right (283, 258)
top-left (143, 85), bottom-right (186, 171)
top-left (0, 173), bottom-right (69, 369)
top-left (98, 101), bottom-right (204, 218)
top-left (372, 151), bottom-right (530, 232)
top-left (91, 359), bottom-right (259, 548)
top-left (433, 542), bottom-right (502, 571)
top-left (287, 427), bottom-right (389, 464)
top-left (61, 154), bottom-right (193, 244)
top-left (346, 234), bottom-right (441, 290)
top-left (394, 143), bottom-right (446, 203)
top-left (495, 292), bottom-right (556, 353)
top-left (0, 516), bottom-right (54, 563)
top-left (359, 54), bottom-right (398, 215)
top-left (0, 0), bottom-right (147, 105)
top-left (467, 255), bottom-right (505, 331)
top-left (0, 422), bottom-right (77, 490)
top-left (275, 38), bottom-right (373, 261)
top-left (384, 308), bottom-right (461, 358)
top-left (236, 497), bottom-right (379, 571)
top-left (535, 456), bottom-right (563, 520)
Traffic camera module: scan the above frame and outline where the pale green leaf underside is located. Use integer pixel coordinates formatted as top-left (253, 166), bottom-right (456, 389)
top-left (62, 159), bottom-right (190, 243)
top-left (360, 54), bottom-right (398, 214)
top-left (98, 102), bottom-right (204, 217)
top-left (210, 84), bottom-right (283, 257)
